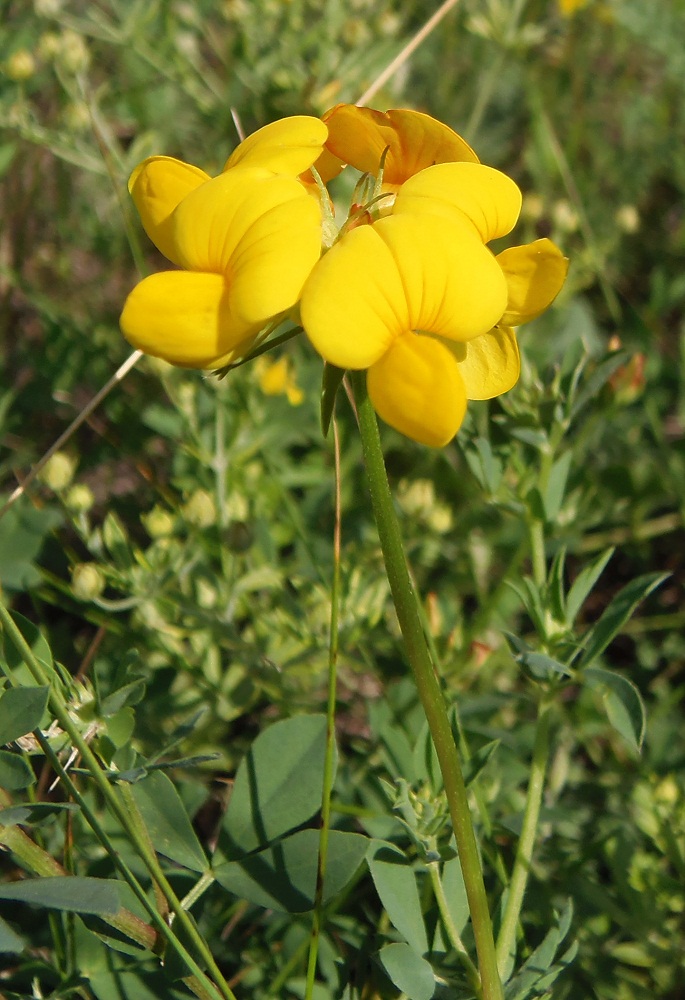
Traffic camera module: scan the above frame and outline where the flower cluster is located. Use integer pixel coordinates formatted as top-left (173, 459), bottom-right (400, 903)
top-left (121, 105), bottom-right (568, 446)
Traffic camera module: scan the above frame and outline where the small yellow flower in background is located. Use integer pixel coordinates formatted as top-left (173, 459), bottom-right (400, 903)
top-left (255, 356), bottom-right (304, 405)
top-left (4, 50), bottom-right (36, 81)
top-left (558, 0), bottom-right (591, 15)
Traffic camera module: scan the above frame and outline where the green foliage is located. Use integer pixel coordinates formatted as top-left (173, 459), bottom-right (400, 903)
top-left (2, 0), bottom-right (685, 997)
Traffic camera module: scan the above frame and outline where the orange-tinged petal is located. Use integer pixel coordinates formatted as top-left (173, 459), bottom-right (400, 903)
top-left (171, 169), bottom-right (322, 324)
top-left (376, 214), bottom-right (509, 342)
top-left (323, 104), bottom-right (478, 187)
top-left (223, 115), bottom-right (328, 175)
top-left (497, 239), bottom-right (569, 325)
top-left (301, 224), bottom-right (409, 369)
top-left (367, 333), bottom-right (467, 447)
top-left (393, 162), bottom-right (522, 242)
top-left (128, 156), bottom-right (211, 264)
top-left (452, 325), bottom-right (520, 399)
top-left (120, 271), bottom-right (258, 369)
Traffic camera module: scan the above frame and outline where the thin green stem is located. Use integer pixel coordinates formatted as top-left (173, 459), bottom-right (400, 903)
top-left (350, 372), bottom-right (503, 1000)
top-left (495, 700), bottom-right (552, 977)
top-left (305, 416), bottom-right (343, 1000)
top-left (428, 862), bottom-right (481, 991)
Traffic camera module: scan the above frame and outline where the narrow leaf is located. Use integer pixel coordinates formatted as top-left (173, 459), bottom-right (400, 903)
top-left (569, 350), bottom-right (627, 421)
top-left (0, 685), bottom-right (50, 744)
top-left (584, 667), bottom-right (646, 752)
top-left (0, 914), bottom-right (25, 954)
top-left (576, 572), bottom-right (668, 669)
top-left (542, 451), bottom-right (573, 524)
top-left (130, 770), bottom-right (207, 872)
top-left (565, 548), bottom-right (614, 626)
top-left (368, 841), bottom-right (429, 955)
top-left (321, 363), bottom-right (346, 437)
top-left (0, 877), bottom-right (119, 915)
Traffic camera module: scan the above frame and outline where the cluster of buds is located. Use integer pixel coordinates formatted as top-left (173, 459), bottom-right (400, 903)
top-left (121, 105), bottom-right (568, 446)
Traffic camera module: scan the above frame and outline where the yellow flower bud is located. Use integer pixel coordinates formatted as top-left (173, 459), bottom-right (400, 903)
top-left (183, 489), bottom-right (217, 528)
top-left (64, 484), bottom-right (95, 513)
top-left (4, 50), bottom-right (36, 81)
top-left (71, 563), bottom-right (105, 601)
top-left (142, 505), bottom-right (176, 538)
top-left (39, 451), bottom-right (77, 492)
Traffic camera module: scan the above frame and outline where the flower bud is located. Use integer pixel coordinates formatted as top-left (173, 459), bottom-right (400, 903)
top-left (4, 50), bottom-right (36, 81)
top-left (71, 563), bottom-right (105, 600)
top-left (142, 505), bottom-right (175, 538)
top-left (39, 451), bottom-right (77, 491)
top-left (64, 483), bottom-right (95, 513)
top-left (183, 489), bottom-right (216, 528)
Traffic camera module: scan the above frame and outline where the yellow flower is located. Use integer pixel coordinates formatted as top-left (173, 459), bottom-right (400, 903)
top-left (121, 167), bottom-right (323, 368)
top-left (256, 356), bottom-right (304, 405)
top-left (301, 160), bottom-right (568, 447)
top-left (121, 116), bottom-right (328, 369)
top-left (317, 103), bottom-right (478, 191)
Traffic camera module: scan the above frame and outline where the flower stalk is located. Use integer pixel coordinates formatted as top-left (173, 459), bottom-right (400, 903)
top-left (350, 371), bottom-right (503, 1000)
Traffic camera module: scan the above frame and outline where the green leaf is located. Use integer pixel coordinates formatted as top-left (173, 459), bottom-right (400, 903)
top-left (0, 802), bottom-right (78, 826)
top-left (504, 900), bottom-right (576, 999)
top-left (99, 679), bottom-right (146, 717)
top-left (576, 572), bottom-right (668, 669)
top-left (569, 350), bottom-right (627, 421)
top-left (565, 547), bottom-right (614, 626)
top-left (0, 914), bottom-right (25, 954)
top-left (548, 547), bottom-right (567, 624)
top-left (0, 877), bottom-right (119, 915)
top-left (0, 503), bottom-right (62, 592)
top-left (439, 851), bottom-right (469, 938)
top-left (213, 828), bottom-right (367, 913)
top-left (102, 512), bottom-right (133, 568)
top-left (542, 451), bottom-right (572, 524)
top-left (0, 685), bottom-right (50, 744)
top-left (217, 714), bottom-right (329, 861)
top-left (379, 943), bottom-right (435, 1000)
top-left (130, 770), bottom-right (207, 872)
top-left (503, 633), bottom-right (571, 682)
top-left (368, 841), bottom-right (428, 955)
top-left (464, 437), bottom-right (502, 494)
top-left (0, 749), bottom-right (35, 789)
top-left (584, 667), bottom-right (646, 752)
top-left (462, 739), bottom-right (501, 786)
top-left (320, 362), bottom-right (346, 437)
top-left (2, 611), bottom-right (54, 683)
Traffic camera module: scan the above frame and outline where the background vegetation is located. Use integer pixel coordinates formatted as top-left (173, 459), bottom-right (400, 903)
top-left (1, 0), bottom-right (684, 998)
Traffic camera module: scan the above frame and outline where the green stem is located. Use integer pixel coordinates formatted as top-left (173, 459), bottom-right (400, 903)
top-left (428, 861), bottom-right (481, 991)
top-left (495, 700), bottom-right (552, 976)
top-left (305, 417), bottom-right (343, 999)
top-left (350, 372), bottom-right (503, 1000)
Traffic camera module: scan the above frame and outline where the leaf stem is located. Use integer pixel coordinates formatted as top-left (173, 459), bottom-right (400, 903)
top-left (305, 416), bottom-right (343, 999)
top-left (350, 372), bottom-right (503, 1000)
top-left (495, 699), bottom-right (552, 977)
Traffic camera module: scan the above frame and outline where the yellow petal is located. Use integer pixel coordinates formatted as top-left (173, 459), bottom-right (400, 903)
top-left (367, 333), bottom-right (467, 447)
top-left (453, 325), bottom-right (520, 399)
top-left (497, 238), bottom-right (569, 325)
top-left (376, 214), bottom-right (509, 342)
top-left (120, 271), bottom-right (258, 369)
top-left (393, 162), bottom-right (522, 242)
top-left (128, 156), bottom-right (211, 264)
top-left (301, 224), bottom-right (409, 369)
top-left (224, 115), bottom-right (328, 175)
top-left (172, 168), bottom-right (322, 324)
top-left (322, 104), bottom-right (478, 186)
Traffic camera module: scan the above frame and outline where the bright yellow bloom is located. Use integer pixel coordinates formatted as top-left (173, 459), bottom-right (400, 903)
top-left (121, 167), bottom-right (322, 368)
top-left (256, 356), bottom-right (304, 405)
top-left (301, 159), bottom-right (568, 447)
top-left (121, 116), bottom-right (327, 369)
top-left (318, 104), bottom-right (478, 190)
